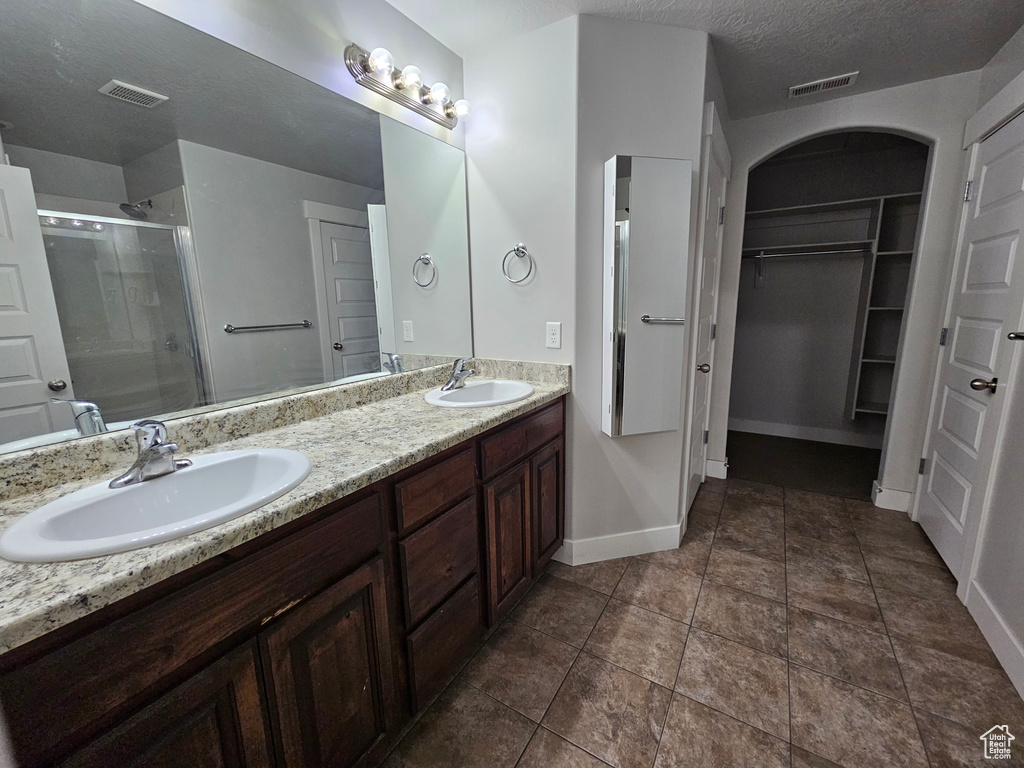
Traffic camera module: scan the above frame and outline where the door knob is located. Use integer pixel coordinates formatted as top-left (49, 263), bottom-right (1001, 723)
top-left (697, 363), bottom-right (711, 373)
top-left (970, 377), bottom-right (998, 393)
top-left (1009, 332), bottom-right (1024, 340)
top-left (332, 343), bottom-right (343, 351)
top-left (47, 379), bottom-right (68, 392)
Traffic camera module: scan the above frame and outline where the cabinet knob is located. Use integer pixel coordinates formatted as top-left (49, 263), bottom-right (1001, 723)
top-left (696, 363), bottom-right (711, 374)
top-left (332, 343), bottom-right (343, 351)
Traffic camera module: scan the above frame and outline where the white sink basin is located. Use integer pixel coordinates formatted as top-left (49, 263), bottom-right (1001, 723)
top-left (0, 449), bottom-right (311, 562)
top-left (425, 379), bottom-right (534, 408)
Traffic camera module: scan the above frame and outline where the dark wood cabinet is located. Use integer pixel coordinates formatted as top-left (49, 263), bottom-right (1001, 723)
top-left (484, 462), bottom-right (533, 621)
top-left (260, 558), bottom-right (393, 768)
top-left (0, 396), bottom-right (566, 768)
top-left (63, 643), bottom-right (271, 768)
top-left (531, 437), bottom-right (564, 571)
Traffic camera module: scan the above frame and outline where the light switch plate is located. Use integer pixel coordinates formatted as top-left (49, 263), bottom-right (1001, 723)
top-left (546, 322), bottom-right (562, 349)
top-left (402, 320), bottom-right (414, 342)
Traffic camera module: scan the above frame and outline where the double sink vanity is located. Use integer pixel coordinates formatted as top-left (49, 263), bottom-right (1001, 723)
top-left (0, 360), bottom-right (569, 767)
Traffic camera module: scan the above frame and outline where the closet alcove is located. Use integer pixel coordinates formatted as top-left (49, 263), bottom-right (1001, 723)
top-left (728, 131), bottom-right (929, 498)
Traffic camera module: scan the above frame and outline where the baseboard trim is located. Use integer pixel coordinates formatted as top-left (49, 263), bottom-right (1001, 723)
top-left (728, 418), bottom-right (884, 449)
top-left (965, 582), bottom-right (1024, 700)
top-left (555, 524), bottom-right (682, 566)
top-left (871, 481), bottom-right (913, 512)
top-left (706, 459), bottom-right (728, 480)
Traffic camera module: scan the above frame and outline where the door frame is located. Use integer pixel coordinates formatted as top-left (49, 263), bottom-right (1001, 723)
top-left (681, 102), bottom-right (731, 520)
top-left (305, 200), bottom-right (371, 382)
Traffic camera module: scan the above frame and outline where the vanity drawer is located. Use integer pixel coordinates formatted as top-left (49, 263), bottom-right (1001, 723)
top-left (405, 575), bottom-right (482, 711)
top-left (479, 400), bottom-right (563, 479)
top-left (0, 492), bottom-right (384, 767)
top-left (399, 496), bottom-right (479, 626)
top-left (395, 448), bottom-right (476, 534)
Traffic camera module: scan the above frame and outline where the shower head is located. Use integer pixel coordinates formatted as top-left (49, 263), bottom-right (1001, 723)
top-left (119, 200), bottom-right (153, 220)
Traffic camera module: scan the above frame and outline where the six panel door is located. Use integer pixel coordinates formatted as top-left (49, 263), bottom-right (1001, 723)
top-left (484, 462), bottom-right (532, 621)
top-left (63, 643), bottom-right (272, 768)
top-left (260, 557), bottom-right (394, 768)
top-left (531, 438), bottom-right (564, 571)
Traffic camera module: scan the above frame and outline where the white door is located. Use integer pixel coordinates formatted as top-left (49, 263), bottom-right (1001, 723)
top-left (686, 106), bottom-right (730, 510)
top-left (319, 222), bottom-right (381, 379)
top-left (367, 205), bottom-right (397, 360)
top-left (916, 110), bottom-right (1024, 577)
top-left (0, 164), bottom-right (75, 442)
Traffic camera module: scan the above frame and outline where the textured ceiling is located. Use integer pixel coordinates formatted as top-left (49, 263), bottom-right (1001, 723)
top-left (0, 0), bottom-right (384, 189)
top-left (384, 0), bottom-right (1024, 119)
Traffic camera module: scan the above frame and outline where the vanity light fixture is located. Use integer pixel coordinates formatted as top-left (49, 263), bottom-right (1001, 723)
top-left (345, 43), bottom-right (469, 130)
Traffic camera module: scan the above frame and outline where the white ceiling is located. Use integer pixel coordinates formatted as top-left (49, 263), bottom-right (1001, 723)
top-left (385, 0), bottom-right (1024, 119)
top-left (0, 0), bottom-right (385, 189)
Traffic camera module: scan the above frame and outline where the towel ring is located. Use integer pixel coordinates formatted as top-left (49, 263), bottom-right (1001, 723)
top-left (412, 253), bottom-right (437, 287)
top-left (502, 243), bottom-right (534, 284)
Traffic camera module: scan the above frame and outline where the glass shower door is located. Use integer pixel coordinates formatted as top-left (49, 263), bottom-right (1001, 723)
top-left (39, 213), bottom-right (205, 422)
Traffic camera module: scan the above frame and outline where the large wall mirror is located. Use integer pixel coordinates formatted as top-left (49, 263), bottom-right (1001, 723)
top-left (0, 0), bottom-right (473, 455)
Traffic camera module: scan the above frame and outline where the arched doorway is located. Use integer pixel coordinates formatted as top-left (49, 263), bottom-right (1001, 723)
top-left (725, 131), bottom-right (930, 499)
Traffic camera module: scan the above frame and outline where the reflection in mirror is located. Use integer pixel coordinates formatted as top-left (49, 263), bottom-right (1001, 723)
top-left (0, 0), bottom-right (473, 455)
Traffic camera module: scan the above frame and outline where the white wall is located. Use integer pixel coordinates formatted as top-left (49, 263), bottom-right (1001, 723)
top-left (134, 0), bottom-right (466, 149)
top-left (571, 17), bottom-right (708, 555)
top-left (5, 145), bottom-right (127, 203)
top-left (463, 17), bottom-right (578, 366)
top-left (978, 24), bottom-right (1024, 109)
top-left (729, 256), bottom-right (884, 448)
top-left (123, 142), bottom-right (185, 201)
top-left (712, 71), bottom-right (981, 502)
top-left (379, 117), bottom-right (473, 357)
top-left (177, 140), bottom-right (383, 402)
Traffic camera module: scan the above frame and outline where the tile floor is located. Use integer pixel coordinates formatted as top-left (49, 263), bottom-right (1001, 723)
top-left (383, 479), bottom-right (1024, 768)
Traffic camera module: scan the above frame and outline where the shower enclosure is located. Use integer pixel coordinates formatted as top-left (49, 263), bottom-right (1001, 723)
top-left (38, 210), bottom-right (207, 422)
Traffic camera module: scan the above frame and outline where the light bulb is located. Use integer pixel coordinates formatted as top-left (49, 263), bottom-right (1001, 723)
top-left (91, 223), bottom-right (105, 231)
top-left (71, 219), bottom-right (84, 228)
top-left (366, 47), bottom-right (394, 76)
top-left (429, 82), bottom-right (450, 104)
top-left (397, 64), bottom-right (422, 90)
top-left (43, 216), bottom-right (60, 226)
top-left (453, 99), bottom-right (470, 117)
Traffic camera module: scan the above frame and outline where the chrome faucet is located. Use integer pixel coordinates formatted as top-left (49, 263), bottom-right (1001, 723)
top-left (382, 352), bottom-right (404, 374)
top-left (108, 420), bottom-right (192, 489)
top-left (441, 357), bottom-right (476, 391)
top-left (50, 398), bottom-right (108, 436)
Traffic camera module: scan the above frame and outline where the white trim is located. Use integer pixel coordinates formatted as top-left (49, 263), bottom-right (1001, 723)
top-left (553, 523), bottom-right (681, 566)
top-left (965, 582), bottom-right (1024, 700)
top-left (706, 458), bottom-right (728, 480)
top-left (728, 418), bottom-right (884, 449)
top-left (871, 481), bottom-right (913, 512)
top-left (302, 199), bottom-right (368, 228)
top-left (964, 68), bottom-right (1024, 147)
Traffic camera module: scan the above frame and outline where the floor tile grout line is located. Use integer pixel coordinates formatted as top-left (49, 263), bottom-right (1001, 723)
top-left (850, 496), bottom-right (935, 768)
top-left (672, 690), bottom-right (791, 746)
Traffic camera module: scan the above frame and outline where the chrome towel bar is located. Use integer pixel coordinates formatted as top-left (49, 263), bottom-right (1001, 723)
top-left (224, 320), bottom-right (313, 333)
top-left (641, 315), bottom-right (685, 324)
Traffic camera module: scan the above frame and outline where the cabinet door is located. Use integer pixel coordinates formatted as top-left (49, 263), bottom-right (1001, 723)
top-left (260, 557), bottom-right (394, 768)
top-left (531, 438), bottom-right (564, 571)
top-left (484, 462), bottom-right (532, 621)
top-left (62, 643), bottom-right (271, 768)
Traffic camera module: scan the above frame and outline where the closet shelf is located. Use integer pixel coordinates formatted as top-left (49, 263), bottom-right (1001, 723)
top-left (745, 191), bottom-right (923, 217)
top-left (862, 356), bottom-right (897, 364)
top-left (741, 240), bottom-right (874, 257)
top-left (877, 250), bottom-right (914, 256)
top-left (855, 401), bottom-right (890, 415)
top-left (868, 306), bottom-right (905, 312)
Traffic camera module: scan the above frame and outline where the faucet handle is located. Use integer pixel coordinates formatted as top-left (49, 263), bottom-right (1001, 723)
top-left (452, 357), bottom-right (474, 373)
top-left (132, 419), bottom-right (168, 450)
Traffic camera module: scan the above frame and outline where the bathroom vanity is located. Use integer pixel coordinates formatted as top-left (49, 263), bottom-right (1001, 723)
top-left (0, 364), bottom-right (568, 768)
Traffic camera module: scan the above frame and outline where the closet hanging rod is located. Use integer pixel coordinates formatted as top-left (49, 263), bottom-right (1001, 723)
top-left (741, 247), bottom-right (871, 260)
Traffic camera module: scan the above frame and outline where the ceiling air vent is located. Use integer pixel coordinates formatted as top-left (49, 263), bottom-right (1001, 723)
top-left (788, 71), bottom-right (859, 99)
top-left (98, 79), bottom-right (169, 108)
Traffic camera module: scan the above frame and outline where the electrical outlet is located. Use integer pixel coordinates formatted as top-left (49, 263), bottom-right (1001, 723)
top-left (546, 322), bottom-right (562, 349)
top-left (402, 320), bottom-right (414, 342)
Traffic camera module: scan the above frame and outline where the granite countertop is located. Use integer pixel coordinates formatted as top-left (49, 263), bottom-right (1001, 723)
top-left (0, 372), bottom-right (569, 654)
